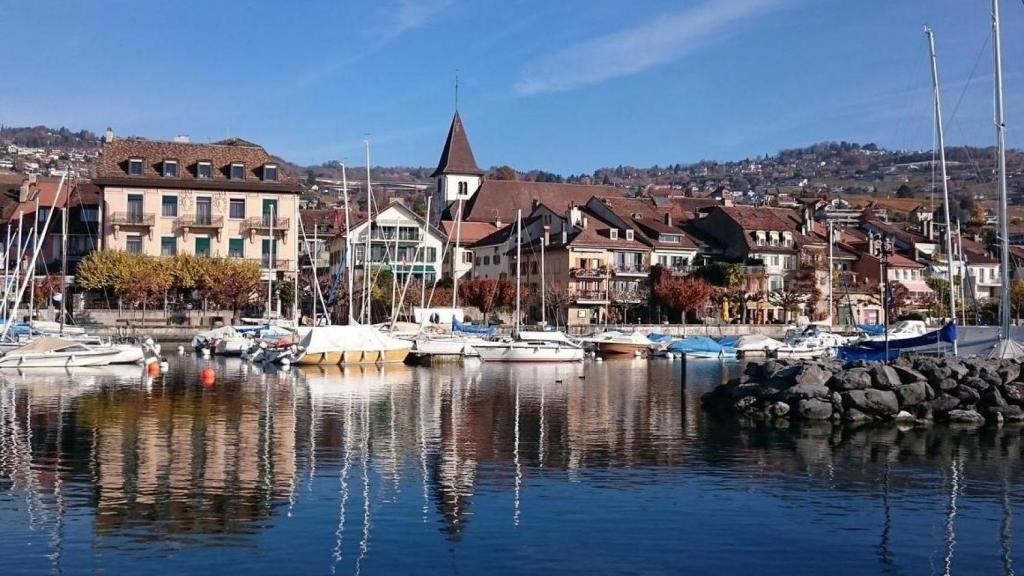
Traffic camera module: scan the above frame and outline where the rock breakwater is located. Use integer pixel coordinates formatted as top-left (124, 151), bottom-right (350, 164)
top-left (702, 355), bottom-right (1024, 426)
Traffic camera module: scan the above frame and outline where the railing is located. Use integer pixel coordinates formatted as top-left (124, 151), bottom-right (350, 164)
top-left (612, 265), bottom-right (649, 275)
top-left (174, 214), bottom-right (224, 231)
top-left (669, 265), bottom-right (700, 276)
top-left (743, 265), bottom-right (767, 276)
top-left (241, 216), bottom-right (291, 233)
top-left (370, 232), bottom-right (421, 242)
top-left (257, 257), bottom-right (292, 270)
top-left (109, 212), bottom-right (155, 227)
top-left (572, 290), bottom-right (610, 303)
top-left (571, 266), bottom-right (609, 279)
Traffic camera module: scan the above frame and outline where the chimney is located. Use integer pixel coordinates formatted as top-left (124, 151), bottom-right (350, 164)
top-left (174, 134), bottom-right (190, 143)
top-left (664, 212), bottom-right (672, 227)
top-left (543, 225), bottom-right (551, 247)
top-left (19, 179), bottom-right (31, 202)
top-left (566, 205), bottom-right (582, 228)
top-left (103, 127), bottom-right (114, 144)
top-left (582, 216), bottom-right (589, 229)
top-left (495, 214), bottom-right (502, 228)
top-left (561, 230), bottom-right (567, 244)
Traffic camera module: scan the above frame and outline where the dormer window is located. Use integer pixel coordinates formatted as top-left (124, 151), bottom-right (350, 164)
top-left (769, 231), bottom-right (779, 246)
top-left (661, 233), bottom-right (681, 243)
top-left (782, 232), bottom-right (793, 246)
top-left (162, 160), bottom-right (178, 178)
top-left (128, 158), bottom-right (144, 176)
top-left (263, 164), bottom-right (278, 182)
top-left (609, 229), bottom-right (619, 240)
top-left (197, 161), bottom-right (213, 179)
top-left (230, 162), bottom-right (245, 180)
top-left (625, 229), bottom-right (634, 241)
top-left (756, 231), bottom-right (766, 246)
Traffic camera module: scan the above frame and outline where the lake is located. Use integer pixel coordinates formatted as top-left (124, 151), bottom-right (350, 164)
top-left (0, 355), bottom-right (1020, 575)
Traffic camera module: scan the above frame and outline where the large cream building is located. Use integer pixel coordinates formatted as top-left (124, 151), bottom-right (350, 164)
top-left (94, 135), bottom-right (300, 273)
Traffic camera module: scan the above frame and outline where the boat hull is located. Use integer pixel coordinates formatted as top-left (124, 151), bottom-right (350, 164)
top-left (595, 342), bottom-right (649, 356)
top-left (411, 338), bottom-right (481, 358)
top-left (476, 343), bottom-right (584, 363)
top-left (108, 344), bottom-right (145, 364)
top-left (294, 346), bottom-right (411, 366)
top-left (0, 349), bottom-right (119, 368)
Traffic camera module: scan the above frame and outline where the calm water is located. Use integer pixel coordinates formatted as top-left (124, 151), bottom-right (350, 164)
top-left (0, 356), bottom-right (1021, 575)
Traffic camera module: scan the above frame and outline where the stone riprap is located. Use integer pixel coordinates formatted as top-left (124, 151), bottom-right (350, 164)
top-left (702, 355), bottom-right (1024, 426)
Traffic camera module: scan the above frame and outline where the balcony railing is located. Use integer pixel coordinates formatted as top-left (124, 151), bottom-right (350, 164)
top-left (669, 265), bottom-right (700, 276)
top-left (109, 212), bottom-right (155, 227)
top-left (257, 257), bottom-right (292, 270)
top-left (241, 216), bottom-right (291, 234)
top-left (612, 265), bottom-right (649, 276)
top-left (743, 265), bottom-right (767, 276)
top-left (571, 266), bottom-right (609, 279)
top-left (173, 214), bottom-right (224, 232)
top-left (572, 290), bottom-right (610, 303)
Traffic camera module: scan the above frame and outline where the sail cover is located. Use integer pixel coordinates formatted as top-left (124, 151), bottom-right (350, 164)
top-left (848, 321), bottom-right (957, 352)
top-left (453, 319), bottom-right (496, 336)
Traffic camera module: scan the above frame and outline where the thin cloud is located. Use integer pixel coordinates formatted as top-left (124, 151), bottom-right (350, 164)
top-left (515, 0), bottom-right (790, 96)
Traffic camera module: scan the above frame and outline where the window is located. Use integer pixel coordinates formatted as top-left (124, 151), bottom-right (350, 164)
top-left (609, 229), bottom-right (619, 240)
top-left (483, 256), bottom-right (490, 265)
top-left (79, 207), bottom-right (99, 223)
top-left (493, 255), bottom-right (501, 265)
top-left (261, 239), bottom-right (278, 267)
top-left (424, 247), bottom-right (436, 262)
top-left (399, 227), bottom-right (419, 241)
top-left (756, 232), bottom-right (766, 246)
top-left (462, 251), bottom-right (472, 264)
top-left (161, 236), bottom-right (177, 256)
top-left (163, 160), bottom-right (178, 178)
top-left (128, 158), bottom-right (144, 176)
top-left (195, 237), bottom-right (211, 257)
top-left (625, 229), bottom-right (634, 241)
top-left (475, 256), bottom-right (481, 265)
top-left (658, 255), bottom-right (669, 266)
top-left (197, 161), bottom-right (213, 179)
top-left (37, 207), bottom-right (50, 224)
top-left (195, 197), bottom-right (212, 225)
top-left (661, 234), bottom-right (680, 243)
top-left (770, 255), bottom-right (779, 267)
top-left (458, 181), bottom-right (468, 195)
top-left (263, 164), bottom-right (278, 182)
top-left (162, 196), bottom-right (178, 218)
top-left (228, 238), bottom-right (244, 258)
top-left (229, 199), bottom-right (246, 219)
top-left (126, 235), bottom-right (142, 254)
top-left (230, 162), bottom-right (245, 180)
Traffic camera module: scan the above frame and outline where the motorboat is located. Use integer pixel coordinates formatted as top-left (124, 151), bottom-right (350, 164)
top-left (0, 337), bottom-right (122, 368)
top-left (733, 334), bottom-right (785, 358)
top-left (475, 331), bottom-right (585, 363)
top-left (858, 320), bottom-right (929, 343)
top-left (581, 331), bottom-right (656, 356)
top-left (774, 325), bottom-right (849, 359)
top-left (664, 335), bottom-right (737, 359)
top-left (409, 320), bottom-right (496, 361)
top-left (293, 325), bottom-right (412, 365)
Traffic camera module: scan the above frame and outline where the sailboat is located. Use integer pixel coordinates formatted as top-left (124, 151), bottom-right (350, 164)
top-left (475, 210), bottom-right (584, 362)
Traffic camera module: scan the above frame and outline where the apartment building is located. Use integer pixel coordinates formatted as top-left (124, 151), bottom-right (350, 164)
top-left (94, 135), bottom-right (300, 274)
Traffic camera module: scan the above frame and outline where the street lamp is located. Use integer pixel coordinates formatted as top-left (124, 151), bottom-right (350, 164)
top-left (869, 232), bottom-right (895, 359)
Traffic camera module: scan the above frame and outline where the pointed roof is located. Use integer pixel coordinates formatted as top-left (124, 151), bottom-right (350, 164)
top-left (431, 112), bottom-right (483, 177)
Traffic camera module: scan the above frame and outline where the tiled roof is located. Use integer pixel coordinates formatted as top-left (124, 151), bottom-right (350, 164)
top-left (718, 205), bottom-right (799, 232)
top-left (458, 180), bottom-right (627, 224)
top-left (431, 112), bottom-right (482, 177)
top-left (441, 220), bottom-right (498, 244)
top-left (95, 137), bottom-right (300, 192)
top-left (592, 196), bottom-right (699, 249)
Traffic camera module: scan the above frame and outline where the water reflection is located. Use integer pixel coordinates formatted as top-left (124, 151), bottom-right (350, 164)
top-left (0, 357), bottom-right (1020, 575)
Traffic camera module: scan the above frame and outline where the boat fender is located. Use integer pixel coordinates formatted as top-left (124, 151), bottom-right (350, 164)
top-left (159, 360), bottom-right (169, 372)
top-left (148, 362), bottom-right (161, 376)
top-left (280, 357), bottom-right (291, 368)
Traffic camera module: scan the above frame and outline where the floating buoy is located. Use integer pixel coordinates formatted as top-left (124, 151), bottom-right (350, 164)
top-left (176, 345), bottom-right (184, 355)
top-left (201, 367), bottom-right (216, 385)
top-left (201, 348), bottom-right (211, 357)
top-left (159, 360), bottom-right (169, 372)
top-left (279, 357), bottom-right (291, 368)
top-left (147, 362), bottom-right (161, 376)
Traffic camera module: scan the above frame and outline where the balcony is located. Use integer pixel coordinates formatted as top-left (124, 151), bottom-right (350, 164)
top-left (669, 265), bottom-right (700, 276)
top-left (241, 216), bottom-right (291, 235)
top-left (743, 266), bottom-right (767, 276)
top-left (173, 213), bottom-right (224, 233)
top-left (612, 265), bottom-right (649, 277)
top-left (256, 257), bottom-right (292, 271)
top-left (109, 212), bottom-right (155, 228)
top-left (571, 266), bottom-right (609, 279)
top-left (572, 290), bottom-right (610, 304)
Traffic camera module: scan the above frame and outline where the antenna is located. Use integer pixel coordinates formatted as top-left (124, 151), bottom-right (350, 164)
top-left (454, 69), bottom-right (459, 111)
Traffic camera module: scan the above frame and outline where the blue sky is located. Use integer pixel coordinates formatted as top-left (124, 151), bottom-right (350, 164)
top-left (2, 0), bottom-right (1022, 174)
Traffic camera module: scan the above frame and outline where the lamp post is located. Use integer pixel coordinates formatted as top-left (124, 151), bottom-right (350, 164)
top-left (870, 232), bottom-right (895, 359)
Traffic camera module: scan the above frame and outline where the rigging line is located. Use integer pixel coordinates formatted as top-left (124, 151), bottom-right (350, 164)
top-left (946, 31), bottom-right (991, 125)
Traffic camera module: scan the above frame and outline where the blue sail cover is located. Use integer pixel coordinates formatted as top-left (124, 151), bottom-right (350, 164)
top-left (857, 324), bottom-right (886, 335)
top-left (453, 319), bottom-right (496, 336)
top-left (647, 332), bottom-right (673, 343)
top-left (839, 322), bottom-right (957, 359)
top-left (667, 335), bottom-right (737, 356)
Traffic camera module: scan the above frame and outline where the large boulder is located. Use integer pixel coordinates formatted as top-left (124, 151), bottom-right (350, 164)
top-left (933, 378), bottom-right (959, 393)
top-left (841, 407), bottom-right (874, 422)
top-left (842, 389), bottom-right (900, 418)
top-left (895, 382), bottom-right (929, 408)
top-left (946, 409), bottom-right (985, 425)
top-left (961, 377), bottom-right (991, 393)
top-left (915, 358), bottom-right (951, 382)
top-left (981, 387), bottom-right (1008, 409)
top-left (998, 363), bottom-right (1021, 385)
top-left (767, 365), bottom-right (801, 388)
top-left (954, 386), bottom-right (981, 406)
top-left (1004, 383), bottom-right (1024, 405)
top-left (796, 398), bottom-right (833, 420)
top-left (944, 358), bottom-right (969, 380)
top-left (929, 394), bottom-right (960, 414)
top-left (892, 365), bottom-right (927, 385)
top-left (765, 401), bottom-right (790, 419)
top-left (792, 363), bottom-right (833, 388)
top-left (829, 368), bottom-right (873, 391)
top-left (777, 382), bottom-right (831, 402)
top-left (871, 365), bottom-right (902, 390)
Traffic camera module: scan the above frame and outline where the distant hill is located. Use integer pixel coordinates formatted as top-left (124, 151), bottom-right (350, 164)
top-left (0, 125), bottom-right (99, 149)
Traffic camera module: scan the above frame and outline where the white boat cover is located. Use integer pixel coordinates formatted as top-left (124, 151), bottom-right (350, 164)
top-left (8, 337), bottom-right (85, 354)
top-left (297, 325), bottom-right (411, 354)
top-left (734, 334), bottom-right (784, 351)
top-left (517, 330), bottom-right (575, 344)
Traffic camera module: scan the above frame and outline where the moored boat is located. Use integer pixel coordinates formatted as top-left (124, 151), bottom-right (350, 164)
top-left (0, 337), bottom-right (122, 368)
top-left (293, 325), bottom-right (412, 365)
top-left (475, 331), bottom-right (584, 363)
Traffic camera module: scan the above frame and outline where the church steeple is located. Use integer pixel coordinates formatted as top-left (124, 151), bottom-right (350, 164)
top-left (431, 112), bottom-right (483, 177)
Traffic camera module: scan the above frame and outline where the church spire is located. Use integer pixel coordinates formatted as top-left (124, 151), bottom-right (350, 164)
top-left (431, 111), bottom-right (483, 177)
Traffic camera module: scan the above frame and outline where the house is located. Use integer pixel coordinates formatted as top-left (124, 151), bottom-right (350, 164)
top-left (94, 135), bottom-right (301, 280)
top-left (584, 196), bottom-right (700, 273)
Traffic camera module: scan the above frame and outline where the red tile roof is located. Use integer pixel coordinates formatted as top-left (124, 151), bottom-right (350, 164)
top-left (591, 196), bottom-right (699, 249)
top-left (459, 180), bottom-right (627, 224)
top-left (441, 220), bottom-right (498, 245)
top-left (431, 112), bottom-right (482, 177)
top-left (95, 137), bottom-right (300, 193)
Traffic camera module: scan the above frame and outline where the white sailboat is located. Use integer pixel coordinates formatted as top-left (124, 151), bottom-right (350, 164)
top-left (476, 210), bottom-right (584, 363)
top-left (0, 337), bottom-right (122, 368)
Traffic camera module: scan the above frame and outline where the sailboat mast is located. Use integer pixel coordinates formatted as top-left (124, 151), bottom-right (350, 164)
top-left (363, 140), bottom-right (373, 324)
top-left (827, 219), bottom-right (834, 326)
top-left (266, 204), bottom-right (274, 320)
top-left (421, 196), bottom-right (431, 312)
top-left (540, 225), bottom-right (546, 326)
top-left (451, 199), bottom-right (463, 310)
top-left (926, 26), bottom-right (959, 354)
top-left (993, 0), bottom-right (1011, 342)
top-left (342, 164), bottom-right (354, 324)
top-left (515, 209), bottom-right (522, 333)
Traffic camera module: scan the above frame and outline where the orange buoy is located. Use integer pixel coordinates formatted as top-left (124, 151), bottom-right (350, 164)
top-left (147, 362), bottom-right (161, 376)
top-left (201, 367), bottom-right (216, 385)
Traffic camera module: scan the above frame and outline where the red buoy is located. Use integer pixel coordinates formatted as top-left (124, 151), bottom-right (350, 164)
top-left (201, 367), bottom-right (216, 385)
top-left (147, 362), bottom-right (161, 376)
